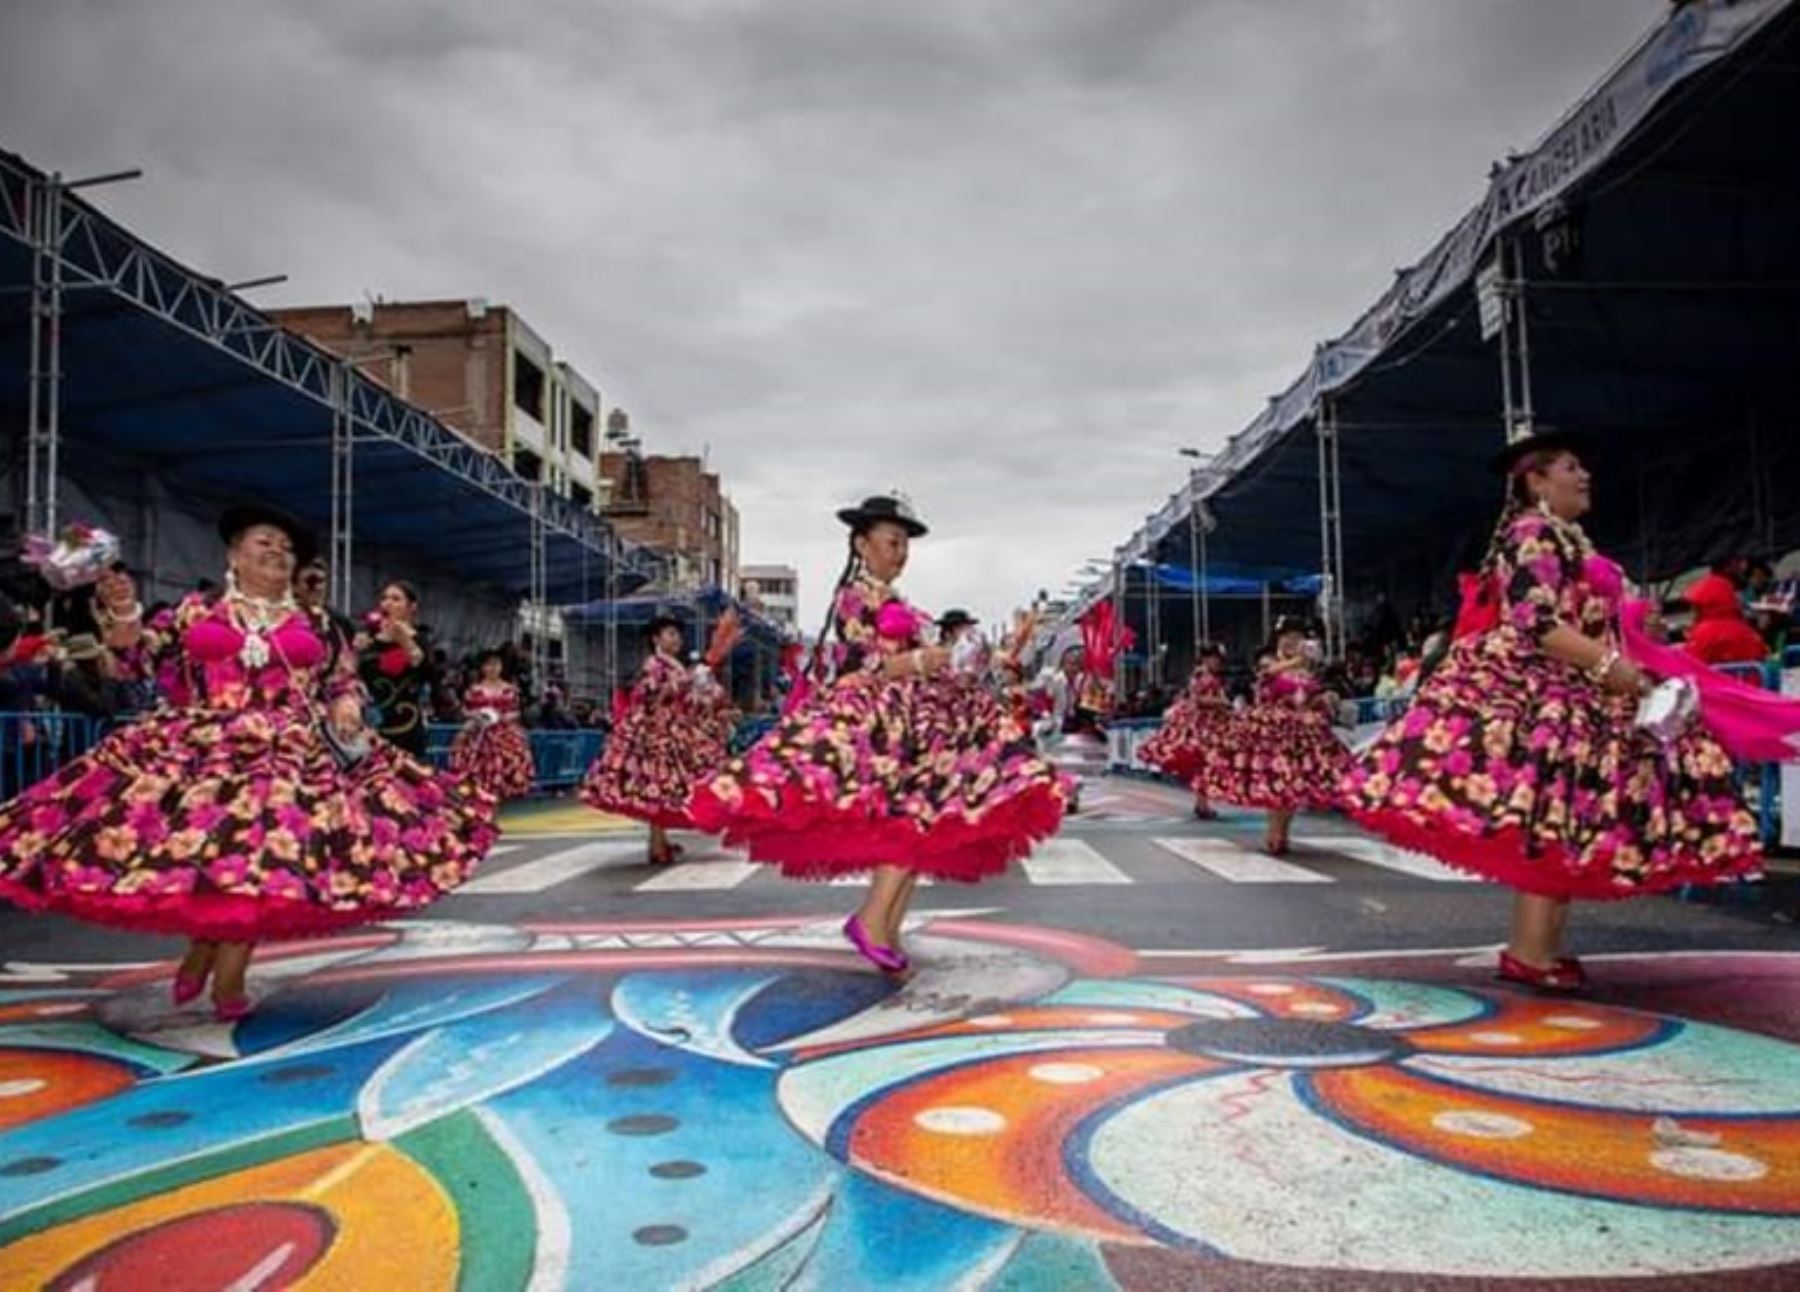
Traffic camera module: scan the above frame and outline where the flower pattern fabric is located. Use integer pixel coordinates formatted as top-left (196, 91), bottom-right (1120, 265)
top-left (1344, 511), bottom-right (1762, 898)
top-left (1139, 670), bottom-right (1233, 785)
top-left (580, 653), bottom-right (730, 828)
top-left (689, 575), bottom-right (1069, 882)
top-left (1201, 665), bottom-right (1349, 810)
top-left (0, 595), bottom-right (498, 940)
top-left (448, 681), bottom-right (535, 801)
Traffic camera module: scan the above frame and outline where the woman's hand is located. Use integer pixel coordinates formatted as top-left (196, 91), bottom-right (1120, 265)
top-left (916, 645), bottom-right (952, 678)
top-left (329, 695), bottom-right (365, 737)
top-left (1601, 658), bottom-right (1649, 697)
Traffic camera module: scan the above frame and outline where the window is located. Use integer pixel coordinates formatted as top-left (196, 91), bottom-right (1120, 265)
top-left (513, 353), bottom-right (545, 421)
top-left (571, 404), bottom-right (595, 458)
top-left (571, 482), bottom-right (593, 511)
top-left (513, 448), bottom-right (544, 482)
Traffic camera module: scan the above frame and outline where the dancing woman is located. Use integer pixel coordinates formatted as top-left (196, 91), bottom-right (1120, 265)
top-left (1139, 642), bottom-right (1232, 819)
top-left (0, 505), bottom-right (497, 1019)
top-left (581, 614), bottom-right (734, 864)
top-left (1343, 430), bottom-right (1762, 990)
top-left (690, 493), bottom-right (1068, 973)
top-left (449, 649), bottom-right (537, 800)
top-left (358, 580), bottom-right (435, 758)
top-left (1202, 619), bottom-right (1349, 855)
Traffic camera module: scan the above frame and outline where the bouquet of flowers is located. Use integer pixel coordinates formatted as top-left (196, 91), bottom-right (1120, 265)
top-left (21, 521), bottom-right (121, 591)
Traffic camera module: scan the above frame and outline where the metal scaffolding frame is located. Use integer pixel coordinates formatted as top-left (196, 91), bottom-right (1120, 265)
top-left (1, 155), bottom-right (663, 622)
top-left (1493, 233), bottom-right (1537, 445)
top-left (1314, 394), bottom-right (1347, 658)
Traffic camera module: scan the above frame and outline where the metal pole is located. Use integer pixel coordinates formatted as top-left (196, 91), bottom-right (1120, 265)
top-left (1315, 398), bottom-right (1344, 660)
top-left (1512, 237), bottom-right (1535, 437)
top-left (328, 363), bottom-right (355, 613)
top-left (1496, 238), bottom-right (1518, 441)
top-left (1187, 503), bottom-right (1201, 653)
top-left (528, 484), bottom-right (548, 697)
top-left (23, 175), bottom-right (43, 536)
top-left (25, 172), bottom-right (66, 540)
top-left (1200, 516), bottom-right (1212, 644)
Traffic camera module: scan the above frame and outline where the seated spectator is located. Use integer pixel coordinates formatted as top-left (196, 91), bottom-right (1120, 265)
top-left (1685, 560), bottom-right (1769, 666)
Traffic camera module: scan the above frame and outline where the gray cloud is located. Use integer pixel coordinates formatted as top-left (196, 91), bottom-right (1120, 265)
top-left (1, 0), bottom-right (1662, 626)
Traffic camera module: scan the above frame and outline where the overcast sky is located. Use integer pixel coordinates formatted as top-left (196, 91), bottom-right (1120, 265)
top-left (2, 0), bottom-right (1663, 628)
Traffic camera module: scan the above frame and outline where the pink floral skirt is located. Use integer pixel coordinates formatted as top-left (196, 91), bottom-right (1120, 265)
top-left (450, 719), bottom-right (536, 801)
top-left (1341, 630), bottom-right (1762, 899)
top-left (0, 703), bottom-right (498, 940)
top-left (1140, 701), bottom-right (1235, 785)
top-left (1201, 703), bottom-right (1350, 812)
top-left (690, 675), bottom-right (1070, 882)
top-left (581, 700), bottom-right (729, 829)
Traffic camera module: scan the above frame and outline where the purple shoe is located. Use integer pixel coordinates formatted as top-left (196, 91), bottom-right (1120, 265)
top-left (843, 916), bottom-right (908, 974)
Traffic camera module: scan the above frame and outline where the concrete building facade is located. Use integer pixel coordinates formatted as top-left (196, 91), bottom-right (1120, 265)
top-left (270, 299), bottom-right (607, 513)
top-left (740, 563), bottom-right (799, 634)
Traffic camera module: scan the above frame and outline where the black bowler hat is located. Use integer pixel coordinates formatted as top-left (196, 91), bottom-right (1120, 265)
top-left (836, 492), bottom-right (928, 537)
top-left (217, 502), bottom-right (317, 565)
top-left (1488, 425), bottom-right (1587, 477)
top-left (938, 608), bottom-right (978, 634)
top-left (1196, 641), bottom-right (1227, 661)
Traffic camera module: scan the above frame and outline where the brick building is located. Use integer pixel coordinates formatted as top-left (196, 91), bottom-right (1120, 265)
top-left (270, 299), bottom-right (607, 512)
top-left (599, 422), bottom-right (740, 594)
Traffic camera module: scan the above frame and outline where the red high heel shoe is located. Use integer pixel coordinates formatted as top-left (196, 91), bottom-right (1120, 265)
top-left (1496, 952), bottom-right (1583, 993)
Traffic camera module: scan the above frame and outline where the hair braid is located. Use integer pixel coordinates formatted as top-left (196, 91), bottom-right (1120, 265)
top-left (810, 538), bottom-right (862, 682)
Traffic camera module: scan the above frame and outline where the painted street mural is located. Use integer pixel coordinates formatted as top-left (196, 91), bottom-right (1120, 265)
top-left (0, 917), bottom-right (1795, 1289)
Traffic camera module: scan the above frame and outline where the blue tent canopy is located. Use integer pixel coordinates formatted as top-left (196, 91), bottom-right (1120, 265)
top-left (0, 151), bottom-right (663, 603)
top-left (1124, 2), bottom-right (1800, 603)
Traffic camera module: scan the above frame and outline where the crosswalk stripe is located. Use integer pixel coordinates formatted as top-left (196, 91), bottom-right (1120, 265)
top-left (1152, 837), bottom-right (1334, 884)
top-left (825, 873), bottom-right (934, 887)
top-left (1293, 835), bottom-right (1476, 883)
top-left (1020, 839), bottom-right (1131, 886)
top-left (460, 841), bottom-right (645, 894)
top-left (634, 860), bottom-right (762, 892)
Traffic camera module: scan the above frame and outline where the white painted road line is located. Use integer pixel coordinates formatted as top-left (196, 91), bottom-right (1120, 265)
top-left (634, 860), bottom-right (762, 892)
top-left (460, 841), bottom-right (646, 894)
top-left (1294, 835), bottom-right (1476, 883)
top-left (1152, 837), bottom-right (1334, 884)
top-left (1020, 839), bottom-right (1132, 886)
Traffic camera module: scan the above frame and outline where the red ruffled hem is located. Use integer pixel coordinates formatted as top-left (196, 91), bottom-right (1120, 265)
top-left (1346, 807), bottom-right (1764, 901)
top-left (578, 789), bottom-right (696, 830)
top-left (689, 781), bottom-right (1067, 883)
top-left (0, 881), bottom-right (449, 941)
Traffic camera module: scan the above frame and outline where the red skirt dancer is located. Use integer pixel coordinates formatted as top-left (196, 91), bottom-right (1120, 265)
top-left (1202, 666), bottom-right (1348, 811)
top-left (449, 678), bottom-right (536, 800)
top-left (1344, 511), bottom-right (1762, 900)
top-left (1139, 666), bottom-right (1233, 785)
top-left (690, 575), bottom-right (1069, 882)
top-left (0, 595), bottom-right (498, 941)
top-left (582, 651), bottom-right (729, 829)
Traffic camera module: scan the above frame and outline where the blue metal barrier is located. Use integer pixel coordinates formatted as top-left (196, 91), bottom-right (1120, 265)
top-left (0, 711), bottom-right (102, 798)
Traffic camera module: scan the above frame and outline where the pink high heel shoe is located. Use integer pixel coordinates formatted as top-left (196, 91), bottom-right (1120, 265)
top-left (213, 996), bottom-right (254, 1023)
top-left (843, 916), bottom-right (908, 974)
top-left (171, 971), bottom-right (207, 1007)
